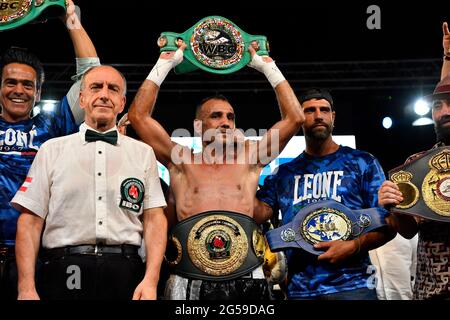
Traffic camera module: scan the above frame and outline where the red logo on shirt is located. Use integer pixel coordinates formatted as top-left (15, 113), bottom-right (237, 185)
top-left (128, 185), bottom-right (139, 199)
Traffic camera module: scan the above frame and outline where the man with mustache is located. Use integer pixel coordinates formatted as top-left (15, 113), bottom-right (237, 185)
top-left (0, 0), bottom-right (98, 300)
top-left (377, 75), bottom-right (450, 300)
top-left (377, 21), bottom-right (450, 300)
top-left (365, 21), bottom-right (450, 301)
top-left (255, 88), bottom-right (395, 300)
top-left (128, 41), bottom-right (304, 300)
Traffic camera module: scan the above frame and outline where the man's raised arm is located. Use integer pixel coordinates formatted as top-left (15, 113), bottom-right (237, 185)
top-left (64, 0), bottom-right (100, 124)
top-left (128, 46), bottom-right (189, 168)
top-left (247, 46), bottom-right (304, 167)
top-left (441, 22), bottom-right (450, 80)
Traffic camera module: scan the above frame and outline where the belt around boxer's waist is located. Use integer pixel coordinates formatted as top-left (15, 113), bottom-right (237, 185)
top-left (166, 211), bottom-right (266, 281)
top-left (42, 244), bottom-right (140, 258)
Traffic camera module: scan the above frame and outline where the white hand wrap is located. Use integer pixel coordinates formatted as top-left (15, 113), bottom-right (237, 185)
top-left (248, 54), bottom-right (286, 88)
top-left (146, 49), bottom-right (184, 87)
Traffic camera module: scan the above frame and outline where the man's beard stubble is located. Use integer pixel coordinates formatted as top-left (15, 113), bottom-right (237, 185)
top-left (435, 115), bottom-right (450, 146)
top-left (305, 123), bottom-right (333, 141)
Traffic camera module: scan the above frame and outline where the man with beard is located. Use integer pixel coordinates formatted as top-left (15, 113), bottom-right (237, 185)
top-left (377, 74), bottom-right (450, 300)
top-left (128, 41), bottom-right (304, 300)
top-left (367, 22), bottom-right (450, 301)
top-left (255, 88), bottom-right (395, 300)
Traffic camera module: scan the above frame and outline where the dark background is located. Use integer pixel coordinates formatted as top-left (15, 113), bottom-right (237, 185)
top-left (1, 0), bottom-right (448, 174)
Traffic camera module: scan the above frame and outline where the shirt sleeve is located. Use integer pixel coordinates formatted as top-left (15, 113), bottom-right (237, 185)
top-left (256, 173), bottom-right (280, 213)
top-left (72, 57), bottom-right (101, 81)
top-left (10, 143), bottom-right (51, 219)
top-left (66, 57), bottom-right (102, 125)
top-left (143, 148), bottom-right (167, 210)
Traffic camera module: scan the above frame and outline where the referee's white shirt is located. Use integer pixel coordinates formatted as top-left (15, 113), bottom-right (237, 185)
top-left (12, 123), bottom-right (167, 249)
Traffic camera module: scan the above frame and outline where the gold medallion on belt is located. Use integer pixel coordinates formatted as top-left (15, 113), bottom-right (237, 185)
top-left (422, 150), bottom-right (450, 217)
top-left (391, 171), bottom-right (420, 209)
top-left (187, 215), bottom-right (249, 276)
top-left (0, 0), bottom-right (32, 24)
top-left (301, 207), bottom-right (352, 244)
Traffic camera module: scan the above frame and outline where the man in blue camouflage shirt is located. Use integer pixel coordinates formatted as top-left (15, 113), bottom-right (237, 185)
top-left (0, 0), bottom-right (100, 299)
top-left (255, 88), bottom-right (395, 300)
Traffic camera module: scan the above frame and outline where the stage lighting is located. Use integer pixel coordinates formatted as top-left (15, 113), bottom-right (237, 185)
top-left (382, 117), bottom-right (393, 129)
top-left (414, 99), bottom-right (430, 116)
top-left (41, 100), bottom-right (59, 112)
top-left (412, 117), bottom-right (433, 126)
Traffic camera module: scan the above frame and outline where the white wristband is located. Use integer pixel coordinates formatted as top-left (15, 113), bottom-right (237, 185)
top-left (146, 49), bottom-right (184, 87)
top-left (248, 54), bottom-right (286, 88)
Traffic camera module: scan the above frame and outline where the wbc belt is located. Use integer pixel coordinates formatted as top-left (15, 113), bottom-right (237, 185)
top-left (389, 146), bottom-right (450, 223)
top-left (0, 0), bottom-right (66, 31)
top-left (266, 200), bottom-right (388, 255)
top-left (157, 16), bottom-right (269, 74)
top-left (165, 211), bottom-right (265, 281)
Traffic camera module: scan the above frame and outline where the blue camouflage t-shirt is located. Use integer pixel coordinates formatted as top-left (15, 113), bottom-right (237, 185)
top-left (257, 145), bottom-right (386, 298)
top-left (0, 96), bottom-right (77, 245)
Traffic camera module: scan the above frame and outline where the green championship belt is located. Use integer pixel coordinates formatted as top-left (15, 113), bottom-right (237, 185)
top-left (0, 0), bottom-right (65, 31)
top-left (157, 16), bottom-right (269, 74)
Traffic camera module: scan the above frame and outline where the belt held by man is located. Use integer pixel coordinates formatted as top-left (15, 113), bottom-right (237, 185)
top-left (389, 146), bottom-right (450, 222)
top-left (165, 211), bottom-right (266, 281)
top-left (157, 16), bottom-right (269, 74)
top-left (42, 244), bottom-right (140, 258)
top-left (266, 200), bottom-right (388, 255)
top-left (0, 0), bottom-right (66, 31)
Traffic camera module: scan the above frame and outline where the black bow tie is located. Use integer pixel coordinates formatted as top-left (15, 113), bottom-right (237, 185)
top-left (85, 129), bottom-right (118, 145)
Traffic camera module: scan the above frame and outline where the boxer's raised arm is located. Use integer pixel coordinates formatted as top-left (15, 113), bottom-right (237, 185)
top-left (64, 0), bottom-right (100, 125)
top-left (128, 80), bottom-right (180, 168)
top-left (65, 0), bottom-right (97, 59)
top-left (247, 46), bottom-right (304, 167)
top-left (441, 22), bottom-right (450, 80)
top-left (128, 46), bottom-right (188, 168)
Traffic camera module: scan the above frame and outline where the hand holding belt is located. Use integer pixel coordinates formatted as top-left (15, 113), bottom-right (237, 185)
top-left (0, 0), bottom-right (66, 31)
top-left (165, 211), bottom-right (266, 281)
top-left (389, 146), bottom-right (450, 222)
top-left (157, 16), bottom-right (269, 74)
top-left (266, 200), bottom-right (388, 255)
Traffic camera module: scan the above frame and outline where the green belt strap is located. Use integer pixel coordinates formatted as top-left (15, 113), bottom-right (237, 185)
top-left (158, 16), bottom-right (269, 74)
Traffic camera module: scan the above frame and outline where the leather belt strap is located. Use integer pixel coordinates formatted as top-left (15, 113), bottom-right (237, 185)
top-left (266, 200), bottom-right (388, 255)
top-left (43, 244), bottom-right (140, 258)
top-left (166, 211), bottom-right (265, 281)
top-left (388, 146), bottom-right (450, 222)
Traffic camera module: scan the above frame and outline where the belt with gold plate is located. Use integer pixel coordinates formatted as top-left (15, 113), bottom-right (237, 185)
top-left (165, 211), bottom-right (265, 281)
top-left (266, 200), bottom-right (388, 255)
top-left (0, 0), bottom-right (66, 31)
top-left (389, 146), bottom-right (450, 222)
top-left (157, 16), bottom-right (269, 74)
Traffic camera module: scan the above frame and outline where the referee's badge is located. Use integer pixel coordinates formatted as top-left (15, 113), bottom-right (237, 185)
top-left (119, 178), bottom-right (145, 213)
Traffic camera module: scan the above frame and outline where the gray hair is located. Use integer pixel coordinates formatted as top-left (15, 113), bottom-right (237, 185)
top-left (80, 65), bottom-right (127, 96)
